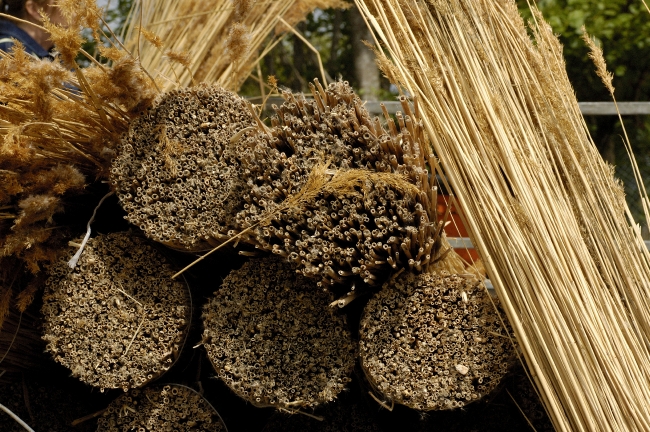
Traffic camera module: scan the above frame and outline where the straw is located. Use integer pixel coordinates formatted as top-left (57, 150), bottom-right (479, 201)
top-left (122, 0), bottom-right (346, 92)
top-left (355, 1), bottom-right (650, 430)
top-left (0, 403), bottom-right (35, 432)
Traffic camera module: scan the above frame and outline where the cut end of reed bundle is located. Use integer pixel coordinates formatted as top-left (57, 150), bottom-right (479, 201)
top-left (360, 271), bottom-right (515, 411)
top-left (111, 84), bottom-right (256, 251)
top-left (97, 385), bottom-right (226, 432)
top-left (202, 256), bottom-right (356, 409)
top-left (42, 232), bottom-right (190, 392)
top-left (230, 79), bottom-right (441, 290)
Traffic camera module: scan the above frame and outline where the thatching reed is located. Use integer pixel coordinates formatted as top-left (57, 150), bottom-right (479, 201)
top-left (117, 79), bottom-right (447, 293)
top-left (122, 0), bottom-right (348, 92)
top-left (201, 256), bottom-right (356, 410)
top-left (229, 79), bottom-right (441, 290)
top-left (359, 271), bottom-right (515, 411)
top-left (356, 0), bottom-right (650, 430)
top-left (0, 0), bottom-right (159, 322)
top-left (96, 384), bottom-right (227, 432)
top-left (42, 232), bottom-right (190, 392)
top-left (110, 84), bottom-right (256, 251)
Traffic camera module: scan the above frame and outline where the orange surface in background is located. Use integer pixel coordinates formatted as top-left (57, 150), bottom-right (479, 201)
top-left (436, 194), bottom-right (479, 264)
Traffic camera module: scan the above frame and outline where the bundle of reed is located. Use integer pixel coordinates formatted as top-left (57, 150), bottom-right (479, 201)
top-left (224, 80), bottom-right (440, 290)
top-left (42, 232), bottom-right (191, 392)
top-left (114, 79), bottom-right (446, 293)
top-left (359, 271), bottom-right (515, 411)
top-left (0, 0), bottom-right (158, 315)
top-left (355, 0), bottom-right (650, 430)
top-left (202, 256), bottom-right (357, 410)
top-left (97, 385), bottom-right (227, 432)
top-left (121, 0), bottom-right (348, 92)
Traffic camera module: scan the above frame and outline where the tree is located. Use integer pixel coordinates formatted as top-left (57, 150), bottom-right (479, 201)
top-left (242, 6), bottom-right (392, 99)
top-left (243, 8), bottom-right (356, 95)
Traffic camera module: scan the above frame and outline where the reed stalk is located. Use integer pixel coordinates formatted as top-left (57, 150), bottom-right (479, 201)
top-left (0, 1), bottom-right (158, 295)
top-left (355, 1), bottom-right (650, 430)
top-left (122, 0), bottom-right (348, 92)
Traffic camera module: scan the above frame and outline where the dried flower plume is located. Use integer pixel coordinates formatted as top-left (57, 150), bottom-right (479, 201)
top-left (138, 26), bottom-right (164, 49)
top-left (0, 0), bottom-right (159, 312)
top-left (225, 22), bottom-right (251, 64)
top-left (581, 27), bottom-right (615, 95)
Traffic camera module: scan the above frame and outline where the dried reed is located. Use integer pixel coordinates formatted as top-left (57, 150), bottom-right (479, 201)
top-left (121, 0), bottom-right (348, 92)
top-left (0, 1), bottom-right (158, 318)
top-left (356, 0), bottom-right (650, 430)
top-left (96, 384), bottom-right (227, 432)
top-left (360, 271), bottom-right (515, 411)
top-left (202, 256), bottom-right (356, 410)
top-left (170, 80), bottom-right (446, 291)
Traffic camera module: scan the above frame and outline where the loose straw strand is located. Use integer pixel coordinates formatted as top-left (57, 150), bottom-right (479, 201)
top-left (0, 403), bottom-right (36, 432)
top-left (68, 191), bottom-right (114, 269)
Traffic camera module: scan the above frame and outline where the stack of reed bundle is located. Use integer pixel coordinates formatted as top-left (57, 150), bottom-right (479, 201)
top-left (112, 79), bottom-right (444, 293)
top-left (122, 0), bottom-right (348, 92)
top-left (0, 1), bottom-right (521, 427)
top-left (355, 0), bottom-right (650, 430)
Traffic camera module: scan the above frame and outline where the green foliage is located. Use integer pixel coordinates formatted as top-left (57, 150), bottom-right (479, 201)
top-left (103, 0), bottom-right (135, 37)
top-left (239, 7), bottom-right (396, 102)
top-left (517, 0), bottom-right (650, 227)
top-left (518, 0), bottom-right (650, 101)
